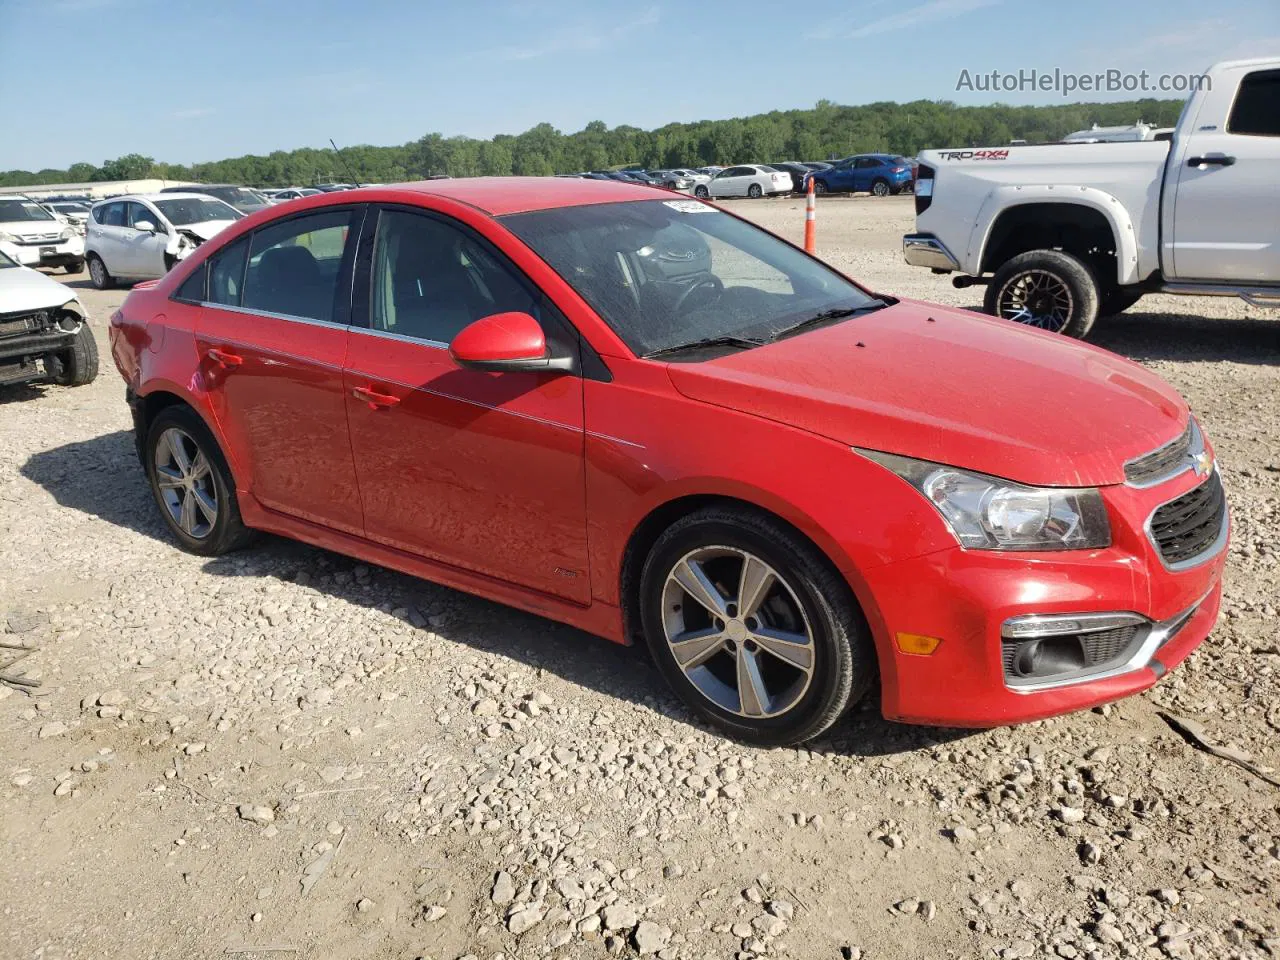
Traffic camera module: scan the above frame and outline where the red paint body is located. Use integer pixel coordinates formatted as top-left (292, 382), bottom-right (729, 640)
top-left (109, 178), bottom-right (1227, 728)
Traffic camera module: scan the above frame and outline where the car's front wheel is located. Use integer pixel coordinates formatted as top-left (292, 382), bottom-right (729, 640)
top-left (87, 254), bottom-right (114, 290)
top-left (639, 506), bottom-right (875, 746)
top-left (813, 180), bottom-right (829, 195)
top-left (984, 249), bottom-right (1100, 338)
top-left (48, 324), bottom-right (98, 386)
top-left (146, 405), bottom-right (254, 556)
top-left (64, 259), bottom-right (84, 275)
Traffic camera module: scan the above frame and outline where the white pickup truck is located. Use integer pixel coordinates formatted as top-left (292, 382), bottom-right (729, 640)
top-left (903, 57), bottom-right (1279, 337)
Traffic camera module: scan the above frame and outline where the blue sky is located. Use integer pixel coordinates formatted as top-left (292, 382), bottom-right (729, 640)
top-left (1, 0), bottom-right (1277, 171)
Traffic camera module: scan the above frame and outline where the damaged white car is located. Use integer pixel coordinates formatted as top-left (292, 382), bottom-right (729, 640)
top-left (0, 245), bottom-right (97, 388)
top-left (84, 193), bottom-right (242, 290)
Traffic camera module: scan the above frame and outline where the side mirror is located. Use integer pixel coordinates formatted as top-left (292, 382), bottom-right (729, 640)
top-left (449, 312), bottom-right (573, 373)
top-left (134, 220), bottom-right (156, 233)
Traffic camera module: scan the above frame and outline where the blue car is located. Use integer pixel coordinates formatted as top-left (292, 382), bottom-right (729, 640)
top-left (803, 154), bottom-right (916, 197)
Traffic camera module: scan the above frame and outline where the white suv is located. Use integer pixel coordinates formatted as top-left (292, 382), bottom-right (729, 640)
top-left (84, 193), bottom-right (241, 289)
top-left (0, 195), bottom-right (85, 273)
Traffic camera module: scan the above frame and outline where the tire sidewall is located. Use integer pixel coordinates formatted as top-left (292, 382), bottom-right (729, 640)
top-left (639, 515), bottom-right (856, 745)
top-left (984, 249), bottom-right (1101, 339)
top-left (88, 255), bottom-right (110, 290)
top-left (145, 407), bottom-right (241, 555)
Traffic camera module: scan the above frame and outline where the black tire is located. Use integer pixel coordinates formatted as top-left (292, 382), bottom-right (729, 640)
top-left (64, 259), bottom-right (84, 275)
top-left (983, 249), bottom-right (1101, 339)
top-left (87, 254), bottom-right (114, 290)
top-left (145, 405), bottom-right (254, 556)
top-left (1101, 288), bottom-right (1144, 317)
top-left (813, 179), bottom-right (829, 196)
top-left (639, 506), bottom-right (876, 746)
top-left (747, 183), bottom-right (763, 199)
top-left (871, 179), bottom-right (890, 197)
top-left (694, 185), bottom-right (709, 199)
top-left (48, 324), bottom-right (99, 386)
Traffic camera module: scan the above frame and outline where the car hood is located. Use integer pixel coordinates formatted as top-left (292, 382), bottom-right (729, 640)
top-left (665, 300), bottom-right (1188, 487)
top-left (0, 265), bottom-right (77, 313)
top-left (179, 219), bottom-right (236, 241)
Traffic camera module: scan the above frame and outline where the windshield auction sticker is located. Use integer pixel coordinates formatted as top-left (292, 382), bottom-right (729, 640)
top-left (663, 199), bottom-right (715, 213)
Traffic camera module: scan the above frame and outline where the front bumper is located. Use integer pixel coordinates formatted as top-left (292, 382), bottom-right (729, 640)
top-left (3, 236), bottom-right (84, 268)
top-left (903, 233), bottom-right (960, 271)
top-left (860, 468), bottom-right (1228, 727)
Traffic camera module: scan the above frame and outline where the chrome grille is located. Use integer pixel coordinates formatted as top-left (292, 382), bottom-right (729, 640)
top-left (14, 232), bottom-right (63, 244)
top-left (1125, 422), bottom-right (1193, 485)
top-left (1149, 472), bottom-right (1226, 567)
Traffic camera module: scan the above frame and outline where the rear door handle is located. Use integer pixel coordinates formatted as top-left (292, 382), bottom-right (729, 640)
top-left (1186, 155), bottom-right (1236, 167)
top-left (207, 347), bottom-right (243, 368)
top-left (352, 385), bottom-right (401, 409)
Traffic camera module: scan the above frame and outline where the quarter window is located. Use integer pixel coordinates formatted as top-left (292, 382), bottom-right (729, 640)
top-left (174, 263), bottom-right (207, 303)
top-left (209, 236), bottom-right (249, 307)
top-left (1227, 70), bottom-right (1280, 137)
top-left (370, 209), bottom-right (539, 345)
top-left (242, 210), bottom-right (354, 323)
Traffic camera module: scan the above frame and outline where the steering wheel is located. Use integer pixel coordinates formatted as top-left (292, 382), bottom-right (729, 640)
top-left (672, 275), bottom-right (725, 317)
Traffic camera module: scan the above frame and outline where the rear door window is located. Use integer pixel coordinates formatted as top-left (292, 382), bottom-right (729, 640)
top-left (102, 202), bottom-right (127, 227)
top-left (208, 236), bottom-right (249, 307)
top-left (242, 209), bottom-right (356, 323)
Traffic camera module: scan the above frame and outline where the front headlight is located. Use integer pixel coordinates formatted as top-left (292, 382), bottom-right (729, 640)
top-left (858, 449), bottom-right (1111, 550)
top-left (60, 226), bottom-right (75, 240)
top-left (0, 230), bottom-right (15, 242)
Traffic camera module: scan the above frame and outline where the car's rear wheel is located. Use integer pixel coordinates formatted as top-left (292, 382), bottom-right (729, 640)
top-left (871, 179), bottom-right (890, 197)
top-left (639, 506), bottom-right (875, 746)
top-left (694, 185), bottom-right (709, 199)
top-left (747, 183), bottom-right (763, 199)
top-left (87, 254), bottom-right (114, 290)
top-left (48, 324), bottom-right (99, 387)
top-left (984, 249), bottom-right (1100, 339)
top-left (146, 405), bottom-right (254, 556)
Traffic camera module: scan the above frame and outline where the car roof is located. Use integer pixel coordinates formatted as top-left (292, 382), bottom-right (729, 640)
top-left (91, 193), bottom-right (217, 205)
top-left (338, 176), bottom-right (664, 216)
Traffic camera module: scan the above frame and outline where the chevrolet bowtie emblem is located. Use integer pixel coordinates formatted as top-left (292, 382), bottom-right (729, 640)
top-left (1193, 451), bottom-right (1213, 477)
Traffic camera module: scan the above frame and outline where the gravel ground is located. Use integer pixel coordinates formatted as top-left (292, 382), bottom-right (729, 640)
top-left (2, 196), bottom-right (1278, 960)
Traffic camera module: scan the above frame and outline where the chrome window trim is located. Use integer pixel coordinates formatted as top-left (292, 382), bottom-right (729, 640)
top-left (1143, 467), bottom-right (1230, 572)
top-left (197, 301), bottom-right (349, 330)
top-left (349, 323), bottom-right (449, 351)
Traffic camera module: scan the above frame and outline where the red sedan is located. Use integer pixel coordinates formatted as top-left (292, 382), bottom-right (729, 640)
top-left (109, 178), bottom-right (1228, 745)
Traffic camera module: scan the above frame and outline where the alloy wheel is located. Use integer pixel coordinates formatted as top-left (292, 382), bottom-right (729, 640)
top-left (153, 427), bottom-right (218, 539)
top-left (660, 546), bottom-right (815, 719)
top-left (996, 269), bottom-right (1074, 332)
top-left (89, 258), bottom-right (106, 288)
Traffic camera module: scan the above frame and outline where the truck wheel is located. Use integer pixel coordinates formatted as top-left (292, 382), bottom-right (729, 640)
top-left (49, 324), bottom-right (99, 387)
top-left (871, 179), bottom-right (890, 197)
top-left (1101, 288), bottom-right (1144, 316)
top-left (984, 249), bottom-right (1100, 338)
top-left (87, 254), bottom-right (114, 290)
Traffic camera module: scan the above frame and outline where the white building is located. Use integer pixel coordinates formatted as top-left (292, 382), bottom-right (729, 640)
top-left (0, 179), bottom-right (197, 200)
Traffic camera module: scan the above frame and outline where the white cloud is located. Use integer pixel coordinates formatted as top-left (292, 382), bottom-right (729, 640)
top-left (811, 0), bottom-right (1001, 40)
top-left (486, 6), bottom-right (660, 61)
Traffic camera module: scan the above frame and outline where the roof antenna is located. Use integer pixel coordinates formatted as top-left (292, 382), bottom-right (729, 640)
top-left (329, 138), bottom-right (361, 188)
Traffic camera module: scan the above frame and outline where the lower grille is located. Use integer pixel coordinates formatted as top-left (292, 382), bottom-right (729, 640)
top-left (1002, 624), bottom-right (1141, 678)
top-left (0, 309), bottom-right (52, 340)
top-left (1149, 472), bottom-right (1226, 566)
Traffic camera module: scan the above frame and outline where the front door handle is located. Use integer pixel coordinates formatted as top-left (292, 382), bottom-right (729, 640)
top-left (1186, 155), bottom-right (1236, 168)
top-left (207, 347), bottom-right (243, 368)
top-left (352, 385), bottom-right (400, 409)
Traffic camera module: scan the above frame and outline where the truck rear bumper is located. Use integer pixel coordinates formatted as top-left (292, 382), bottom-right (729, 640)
top-left (903, 233), bottom-right (961, 271)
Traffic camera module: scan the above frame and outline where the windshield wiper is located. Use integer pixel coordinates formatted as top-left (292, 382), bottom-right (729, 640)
top-left (766, 300), bottom-right (888, 342)
top-left (644, 335), bottom-right (766, 359)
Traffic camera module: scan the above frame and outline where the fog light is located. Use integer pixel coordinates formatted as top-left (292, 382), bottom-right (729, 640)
top-left (896, 633), bottom-right (942, 656)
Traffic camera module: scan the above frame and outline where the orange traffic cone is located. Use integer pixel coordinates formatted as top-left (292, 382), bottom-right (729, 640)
top-left (803, 177), bottom-right (816, 254)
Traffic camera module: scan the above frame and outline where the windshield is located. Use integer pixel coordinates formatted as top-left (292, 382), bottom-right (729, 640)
top-left (502, 199), bottom-right (879, 358)
top-left (156, 197), bottom-right (242, 226)
top-left (203, 187), bottom-right (267, 211)
top-left (0, 199), bottom-right (55, 223)
top-left (51, 202), bottom-right (90, 214)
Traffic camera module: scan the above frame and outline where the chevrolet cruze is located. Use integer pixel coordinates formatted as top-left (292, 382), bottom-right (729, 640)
top-left (109, 178), bottom-right (1228, 745)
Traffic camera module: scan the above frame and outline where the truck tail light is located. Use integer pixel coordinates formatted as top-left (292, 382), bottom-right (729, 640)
top-left (914, 164), bottom-right (935, 215)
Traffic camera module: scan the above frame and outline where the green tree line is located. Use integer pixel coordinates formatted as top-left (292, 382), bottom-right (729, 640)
top-left (1, 97), bottom-right (1185, 188)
